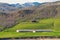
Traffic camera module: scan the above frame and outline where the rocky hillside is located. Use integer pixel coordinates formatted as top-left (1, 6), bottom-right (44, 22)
top-left (0, 1), bottom-right (60, 31)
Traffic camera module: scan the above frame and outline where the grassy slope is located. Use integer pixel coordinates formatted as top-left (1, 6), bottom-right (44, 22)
top-left (3, 18), bottom-right (54, 32)
top-left (0, 18), bottom-right (60, 38)
top-left (54, 19), bottom-right (60, 32)
top-left (0, 32), bottom-right (60, 38)
top-left (0, 18), bottom-right (57, 38)
top-left (0, 2), bottom-right (60, 38)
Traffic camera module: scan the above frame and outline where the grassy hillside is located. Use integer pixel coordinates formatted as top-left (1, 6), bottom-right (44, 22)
top-left (54, 19), bottom-right (60, 32)
top-left (0, 1), bottom-right (60, 38)
top-left (0, 1), bottom-right (60, 31)
top-left (3, 18), bottom-right (54, 32)
top-left (1, 32), bottom-right (60, 38)
top-left (0, 18), bottom-right (60, 38)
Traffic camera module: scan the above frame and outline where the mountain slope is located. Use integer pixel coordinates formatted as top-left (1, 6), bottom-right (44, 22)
top-left (0, 1), bottom-right (60, 31)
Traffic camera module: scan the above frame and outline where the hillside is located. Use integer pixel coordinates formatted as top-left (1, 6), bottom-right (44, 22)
top-left (0, 1), bottom-right (60, 31)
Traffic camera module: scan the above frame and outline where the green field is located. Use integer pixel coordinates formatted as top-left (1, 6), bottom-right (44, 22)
top-left (3, 18), bottom-right (54, 32)
top-left (0, 18), bottom-right (60, 38)
top-left (54, 19), bottom-right (60, 32)
top-left (0, 32), bottom-right (60, 38)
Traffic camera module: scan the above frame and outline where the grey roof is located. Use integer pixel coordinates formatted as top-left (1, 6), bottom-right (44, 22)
top-left (16, 29), bottom-right (53, 32)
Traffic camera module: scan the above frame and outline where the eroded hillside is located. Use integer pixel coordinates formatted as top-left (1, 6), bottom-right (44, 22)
top-left (0, 1), bottom-right (60, 31)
